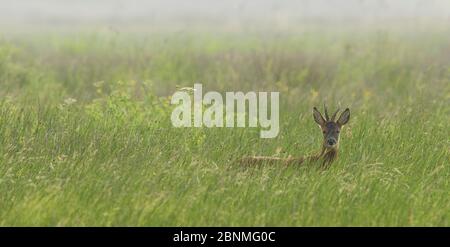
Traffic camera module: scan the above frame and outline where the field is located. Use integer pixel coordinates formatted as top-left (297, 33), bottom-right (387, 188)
top-left (0, 24), bottom-right (449, 226)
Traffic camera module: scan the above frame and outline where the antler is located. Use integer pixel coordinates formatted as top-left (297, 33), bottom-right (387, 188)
top-left (323, 103), bottom-right (330, 121)
top-left (331, 108), bottom-right (340, 121)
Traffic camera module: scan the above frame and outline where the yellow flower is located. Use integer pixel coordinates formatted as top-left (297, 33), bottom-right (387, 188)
top-left (363, 90), bottom-right (372, 100)
top-left (310, 89), bottom-right (319, 101)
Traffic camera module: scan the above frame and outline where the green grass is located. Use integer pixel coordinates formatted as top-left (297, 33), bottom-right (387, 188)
top-left (0, 27), bottom-right (449, 226)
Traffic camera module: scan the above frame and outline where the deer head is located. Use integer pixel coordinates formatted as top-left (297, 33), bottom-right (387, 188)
top-left (313, 105), bottom-right (350, 150)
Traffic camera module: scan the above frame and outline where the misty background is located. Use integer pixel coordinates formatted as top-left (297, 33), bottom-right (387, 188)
top-left (1, 0), bottom-right (449, 31)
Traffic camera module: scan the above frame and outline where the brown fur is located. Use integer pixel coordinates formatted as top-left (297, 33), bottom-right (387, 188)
top-left (238, 106), bottom-right (349, 169)
top-left (238, 145), bottom-right (338, 168)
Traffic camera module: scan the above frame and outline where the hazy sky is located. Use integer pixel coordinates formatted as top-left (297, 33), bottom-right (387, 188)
top-left (1, 0), bottom-right (449, 23)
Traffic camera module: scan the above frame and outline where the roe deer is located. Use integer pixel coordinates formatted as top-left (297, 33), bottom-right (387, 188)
top-left (239, 106), bottom-right (350, 168)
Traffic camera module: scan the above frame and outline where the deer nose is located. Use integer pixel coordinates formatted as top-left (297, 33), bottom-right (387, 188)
top-left (327, 139), bottom-right (336, 146)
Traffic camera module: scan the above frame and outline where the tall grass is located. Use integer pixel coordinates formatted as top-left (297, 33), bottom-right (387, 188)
top-left (0, 27), bottom-right (448, 226)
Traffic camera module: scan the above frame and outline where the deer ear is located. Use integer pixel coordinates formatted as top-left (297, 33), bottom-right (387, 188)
top-left (313, 107), bottom-right (326, 127)
top-left (337, 108), bottom-right (350, 126)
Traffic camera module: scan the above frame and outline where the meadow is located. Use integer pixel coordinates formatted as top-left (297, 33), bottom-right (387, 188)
top-left (0, 24), bottom-right (448, 226)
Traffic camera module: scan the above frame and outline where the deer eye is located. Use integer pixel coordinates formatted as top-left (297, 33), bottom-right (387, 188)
top-left (336, 130), bottom-right (340, 133)
top-left (322, 131), bottom-right (326, 134)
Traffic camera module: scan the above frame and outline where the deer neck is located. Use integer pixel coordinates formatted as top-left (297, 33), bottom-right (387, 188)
top-left (320, 145), bottom-right (338, 164)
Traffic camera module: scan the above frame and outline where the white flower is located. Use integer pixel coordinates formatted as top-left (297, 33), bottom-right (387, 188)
top-left (64, 98), bottom-right (77, 105)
